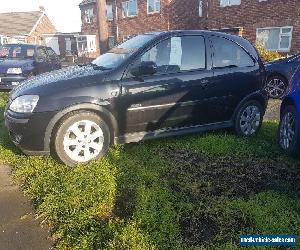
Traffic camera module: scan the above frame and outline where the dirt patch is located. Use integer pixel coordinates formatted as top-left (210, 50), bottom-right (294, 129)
top-left (180, 215), bottom-right (219, 246)
top-left (160, 148), bottom-right (300, 246)
top-left (162, 148), bottom-right (300, 200)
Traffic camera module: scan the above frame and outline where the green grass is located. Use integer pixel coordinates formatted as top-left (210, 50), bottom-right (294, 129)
top-left (0, 92), bottom-right (300, 249)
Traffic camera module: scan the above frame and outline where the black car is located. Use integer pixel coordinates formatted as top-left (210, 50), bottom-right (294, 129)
top-left (4, 30), bottom-right (268, 166)
top-left (0, 44), bottom-right (61, 91)
top-left (265, 53), bottom-right (300, 99)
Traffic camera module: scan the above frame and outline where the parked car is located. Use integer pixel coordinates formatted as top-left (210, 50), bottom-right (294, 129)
top-left (278, 66), bottom-right (300, 155)
top-left (4, 30), bottom-right (268, 166)
top-left (265, 53), bottom-right (300, 99)
top-left (0, 44), bottom-right (61, 91)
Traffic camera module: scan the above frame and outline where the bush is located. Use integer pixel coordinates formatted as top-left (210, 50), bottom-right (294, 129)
top-left (255, 43), bottom-right (282, 62)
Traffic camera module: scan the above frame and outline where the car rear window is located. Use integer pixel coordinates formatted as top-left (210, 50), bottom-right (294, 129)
top-left (0, 45), bottom-right (35, 59)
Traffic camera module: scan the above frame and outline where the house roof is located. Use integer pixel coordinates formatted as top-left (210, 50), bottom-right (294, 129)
top-left (0, 11), bottom-right (44, 37)
top-left (79, 0), bottom-right (97, 7)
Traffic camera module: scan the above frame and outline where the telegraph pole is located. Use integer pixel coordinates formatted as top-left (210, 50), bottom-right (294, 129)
top-left (97, 0), bottom-right (109, 54)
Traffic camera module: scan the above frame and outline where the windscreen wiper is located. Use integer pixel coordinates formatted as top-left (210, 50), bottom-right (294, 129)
top-left (214, 65), bottom-right (238, 70)
top-left (89, 62), bottom-right (112, 71)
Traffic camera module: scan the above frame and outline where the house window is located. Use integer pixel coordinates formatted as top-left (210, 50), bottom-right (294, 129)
top-left (199, 0), bottom-right (203, 17)
top-left (122, 0), bottom-right (138, 17)
top-left (84, 8), bottom-right (94, 23)
top-left (147, 0), bottom-right (160, 14)
top-left (257, 26), bottom-right (293, 52)
top-left (107, 4), bottom-right (113, 20)
top-left (220, 0), bottom-right (241, 7)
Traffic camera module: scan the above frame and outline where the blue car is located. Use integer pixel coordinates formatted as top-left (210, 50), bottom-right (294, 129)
top-left (0, 44), bottom-right (61, 91)
top-left (265, 53), bottom-right (300, 99)
top-left (279, 66), bottom-right (300, 155)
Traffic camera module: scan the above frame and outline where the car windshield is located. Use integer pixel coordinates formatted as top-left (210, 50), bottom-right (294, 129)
top-left (92, 34), bottom-right (155, 69)
top-left (0, 45), bottom-right (35, 59)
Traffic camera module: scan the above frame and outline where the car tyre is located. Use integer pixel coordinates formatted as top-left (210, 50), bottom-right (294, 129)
top-left (278, 105), bottom-right (299, 156)
top-left (266, 75), bottom-right (288, 99)
top-left (53, 111), bottom-right (110, 167)
top-left (235, 100), bottom-right (263, 137)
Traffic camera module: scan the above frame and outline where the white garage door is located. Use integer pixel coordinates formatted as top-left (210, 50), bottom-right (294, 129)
top-left (45, 37), bottom-right (60, 55)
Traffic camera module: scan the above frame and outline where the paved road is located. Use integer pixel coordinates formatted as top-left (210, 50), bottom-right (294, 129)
top-left (0, 166), bottom-right (52, 250)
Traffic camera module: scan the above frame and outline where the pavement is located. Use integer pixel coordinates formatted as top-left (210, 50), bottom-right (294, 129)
top-left (0, 165), bottom-right (53, 250)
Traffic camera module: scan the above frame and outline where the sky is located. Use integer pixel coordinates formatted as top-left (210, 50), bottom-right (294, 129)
top-left (0, 0), bottom-right (83, 33)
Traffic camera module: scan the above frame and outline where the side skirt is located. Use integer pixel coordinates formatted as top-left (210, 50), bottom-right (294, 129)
top-left (115, 121), bottom-right (233, 144)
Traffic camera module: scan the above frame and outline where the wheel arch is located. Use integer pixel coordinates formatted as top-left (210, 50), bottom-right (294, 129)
top-left (267, 72), bottom-right (288, 83)
top-left (44, 103), bottom-right (118, 152)
top-left (232, 91), bottom-right (268, 121)
top-left (280, 97), bottom-right (295, 118)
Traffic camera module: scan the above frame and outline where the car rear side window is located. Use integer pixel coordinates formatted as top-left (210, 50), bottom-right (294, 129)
top-left (139, 35), bottom-right (206, 74)
top-left (211, 37), bottom-right (254, 69)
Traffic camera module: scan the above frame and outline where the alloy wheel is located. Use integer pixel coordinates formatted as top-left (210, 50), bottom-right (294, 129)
top-left (266, 78), bottom-right (286, 99)
top-left (279, 112), bottom-right (296, 150)
top-left (239, 105), bottom-right (261, 136)
top-left (63, 120), bottom-right (104, 163)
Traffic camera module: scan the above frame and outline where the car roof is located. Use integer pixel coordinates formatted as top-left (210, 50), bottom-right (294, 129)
top-left (144, 29), bottom-right (243, 42)
top-left (2, 43), bottom-right (37, 49)
top-left (143, 29), bottom-right (258, 60)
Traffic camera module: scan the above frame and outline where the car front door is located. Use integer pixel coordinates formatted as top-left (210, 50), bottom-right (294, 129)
top-left (117, 35), bottom-right (214, 135)
top-left (206, 36), bottom-right (261, 123)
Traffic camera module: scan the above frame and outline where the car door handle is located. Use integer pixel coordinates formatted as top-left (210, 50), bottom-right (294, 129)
top-left (200, 79), bottom-right (209, 87)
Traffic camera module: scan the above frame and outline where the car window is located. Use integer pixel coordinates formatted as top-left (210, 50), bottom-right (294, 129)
top-left (137, 35), bottom-right (206, 74)
top-left (0, 45), bottom-right (35, 59)
top-left (36, 48), bottom-right (48, 61)
top-left (92, 34), bottom-right (155, 69)
top-left (47, 48), bottom-right (59, 61)
top-left (211, 37), bottom-right (254, 68)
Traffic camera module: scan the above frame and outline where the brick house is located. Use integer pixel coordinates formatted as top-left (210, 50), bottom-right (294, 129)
top-left (0, 9), bottom-right (57, 45)
top-left (79, 0), bottom-right (300, 57)
top-left (206, 0), bottom-right (300, 54)
top-left (79, 0), bottom-right (206, 56)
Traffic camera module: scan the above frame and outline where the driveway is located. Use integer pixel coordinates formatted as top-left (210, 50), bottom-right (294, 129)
top-left (0, 166), bottom-right (52, 250)
top-left (264, 99), bottom-right (281, 122)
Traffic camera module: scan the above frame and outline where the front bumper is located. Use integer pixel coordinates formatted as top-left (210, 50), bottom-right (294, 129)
top-left (0, 75), bottom-right (27, 91)
top-left (4, 109), bottom-right (55, 155)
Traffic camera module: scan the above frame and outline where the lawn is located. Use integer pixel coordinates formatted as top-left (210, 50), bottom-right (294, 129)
top-left (0, 92), bottom-right (299, 250)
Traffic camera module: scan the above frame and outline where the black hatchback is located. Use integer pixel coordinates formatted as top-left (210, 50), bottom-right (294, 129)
top-left (0, 44), bottom-right (61, 91)
top-left (5, 30), bottom-right (268, 166)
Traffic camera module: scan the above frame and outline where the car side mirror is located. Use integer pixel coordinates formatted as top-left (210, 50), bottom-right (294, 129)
top-left (131, 61), bottom-right (158, 77)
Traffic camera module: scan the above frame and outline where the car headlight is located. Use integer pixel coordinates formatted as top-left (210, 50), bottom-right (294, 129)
top-left (7, 68), bottom-right (22, 74)
top-left (9, 95), bottom-right (39, 113)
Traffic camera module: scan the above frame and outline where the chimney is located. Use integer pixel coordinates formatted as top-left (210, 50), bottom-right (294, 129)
top-left (39, 6), bottom-right (45, 12)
